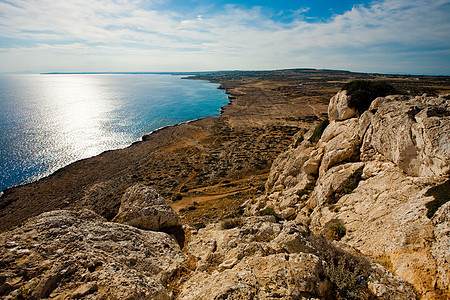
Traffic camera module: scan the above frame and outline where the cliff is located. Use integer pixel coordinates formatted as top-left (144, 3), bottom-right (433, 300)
top-left (247, 91), bottom-right (450, 299)
top-left (1, 81), bottom-right (449, 299)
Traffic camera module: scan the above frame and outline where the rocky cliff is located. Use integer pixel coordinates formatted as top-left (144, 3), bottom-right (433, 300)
top-left (247, 91), bottom-right (450, 299)
top-left (0, 88), bottom-right (448, 299)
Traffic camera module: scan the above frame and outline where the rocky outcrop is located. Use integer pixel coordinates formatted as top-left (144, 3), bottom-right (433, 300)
top-left (113, 184), bottom-right (181, 231)
top-left (318, 118), bottom-right (361, 176)
top-left (177, 217), bottom-right (416, 299)
top-left (247, 92), bottom-right (450, 298)
top-left (361, 95), bottom-right (450, 177)
top-left (328, 90), bottom-right (357, 121)
top-left (432, 201), bottom-right (450, 295)
top-left (113, 184), bottom-right (185, 246)
top-left (309, 162), bottom-right (441, 297)
top-left (0, 209), bottom-right (185, 299)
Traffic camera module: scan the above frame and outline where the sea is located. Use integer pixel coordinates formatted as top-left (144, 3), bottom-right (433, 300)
top-left (0, 74), bottom-right (229, 192)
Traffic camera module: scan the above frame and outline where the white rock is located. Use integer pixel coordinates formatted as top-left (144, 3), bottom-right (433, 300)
top-left (328, 90), bottom-right (357, 121)
top-left (113, 184), bottom-right (181, 231)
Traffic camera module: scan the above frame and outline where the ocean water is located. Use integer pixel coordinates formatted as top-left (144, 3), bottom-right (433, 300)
top-left (0, 74), bottom-right (228, 192)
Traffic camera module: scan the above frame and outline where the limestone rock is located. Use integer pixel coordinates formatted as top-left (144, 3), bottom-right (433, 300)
top-left (113, 184), bottom-right (181, 231)
top-left (432, 201), bottom-right (450, 294)
top-left (0, 209), bottom-right (185, 300)
top-left (178, 253), bottom-right (327, 300)
top-left (265, 142), bottom-right (315, 193)
top-left (178, 216), bottom-right (416, 299)
top-left (328, 90), bottom-right (357, 121)
top-left (310, 163), bottom-right (449, 298)
top-left (249, 91), bottom-right (449, 299)
top-left (361, 94), bottom-right (450, 177)
top-left (318, 118), bottom-right (361, 176)
top-left (308, 162), bottom-right (365, 208)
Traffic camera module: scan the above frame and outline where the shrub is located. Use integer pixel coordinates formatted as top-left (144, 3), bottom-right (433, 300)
top-left (342, 80), bottom-right (397, 114)
top-left (425, 179), bottom-right (450, 218)
top-left (340, 167), bottom-right (363, 194)
top-left (310, 234), bottom-right (375, 299)
top-left (308, 119), bottom-right (329, 143)
top-left (187, 204), bottom-right (196, 211)
top-left (324, 219), bottom-right (347, 241)
top-left (220, 217), bottom-right (244, 230)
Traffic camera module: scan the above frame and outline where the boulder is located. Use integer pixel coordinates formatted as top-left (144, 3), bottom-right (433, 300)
top-left (328, 90), bottom-right (357, 121)
top-left (0, 209), bottom-right (185, 299)
top-left (113, 184), bottom-right (181, 231)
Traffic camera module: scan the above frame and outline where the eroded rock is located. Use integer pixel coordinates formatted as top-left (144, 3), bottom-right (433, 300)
top-left (177, 217), bottom-right (415, 299)
top-left (0, 209), bottom-right (185, 300)
top-left (113, 184), bottom-right (181, 230)
top-left (328, 90), bottom-right (357, 121)
top-left (361, 94), bottom-right (450, 177)
top-left (250, 91), bottom-right (450, 298)
top-left (113, 184), bottom-right (185, 246)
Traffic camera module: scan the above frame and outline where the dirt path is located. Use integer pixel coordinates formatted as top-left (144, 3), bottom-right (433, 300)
top-left (170, 186), bottom-right (253, 212)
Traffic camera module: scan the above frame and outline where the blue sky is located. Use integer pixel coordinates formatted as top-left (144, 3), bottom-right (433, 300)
top-left (0, 0), bottom-right (449, 75)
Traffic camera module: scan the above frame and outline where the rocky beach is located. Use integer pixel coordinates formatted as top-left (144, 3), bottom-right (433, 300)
top-left (1, 69), bottom-right (450, 299)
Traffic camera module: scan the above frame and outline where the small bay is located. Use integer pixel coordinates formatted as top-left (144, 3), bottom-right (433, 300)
top-left (0, 74), bottom-right (228, 191)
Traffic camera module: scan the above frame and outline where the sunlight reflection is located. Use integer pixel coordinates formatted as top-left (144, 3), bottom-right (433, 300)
top-left (41, 75), bottom-right (117, 158)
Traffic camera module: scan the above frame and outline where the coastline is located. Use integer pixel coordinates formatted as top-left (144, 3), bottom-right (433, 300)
top-left (0, 72), bottom-right (330, 230)
top-left (1, 71), bottom-right (449, 299)
top-left (2, 69), bottom-right (447, 231)
top-left (0, 76), bottom-right (228, 194)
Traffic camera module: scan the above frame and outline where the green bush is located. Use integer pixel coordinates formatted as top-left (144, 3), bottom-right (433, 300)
top-left (173, 193), bottom-right (183, 201)
top-left (308, 119), bottom-right (329, 143)
top-left (425, 179), bottom-right (450, 218)
top-left (340, 168), bottom-right (363, 194)
top-left (324, 219), bottom-right (347, 241)
top-left (342, 80), bottom-right (397, 114)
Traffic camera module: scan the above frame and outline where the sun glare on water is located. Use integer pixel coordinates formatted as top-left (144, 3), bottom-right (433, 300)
top-left (40, 75), bottom-right (121, 160)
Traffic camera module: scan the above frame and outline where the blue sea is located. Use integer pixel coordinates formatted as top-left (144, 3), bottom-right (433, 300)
top-left (0, 74), bottom-right (228, 192)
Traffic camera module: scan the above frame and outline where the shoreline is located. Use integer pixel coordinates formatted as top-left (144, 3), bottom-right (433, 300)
top-left (0, 77), bottom-right (229, 194)
top-left (2, 69), bottom-right (448, 231)
top-left (0, 72), bottom-right (329, 230)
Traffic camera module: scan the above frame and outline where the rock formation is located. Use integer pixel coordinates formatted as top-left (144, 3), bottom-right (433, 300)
top-left (113, 184), bottom-right (185, 246)
top-left (328, 90), bottom-right (357, 121)
top-left (247, 91), bottom-right (450, 299)
top-left (0, 88), bottom-right (448, 299)
top-left (176, 217), bottom-right (415, 299)
top-left (0, 209), bottom-right (185, 299)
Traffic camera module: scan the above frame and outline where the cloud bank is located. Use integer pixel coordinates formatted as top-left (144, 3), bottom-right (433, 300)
top-left (0, 0), bottom-right (449, 74)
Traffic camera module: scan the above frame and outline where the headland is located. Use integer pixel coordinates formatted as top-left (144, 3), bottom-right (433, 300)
top-left (1, 69), bottom-right (450, 299)
top-left (1, 69), bottom-right (448, 230)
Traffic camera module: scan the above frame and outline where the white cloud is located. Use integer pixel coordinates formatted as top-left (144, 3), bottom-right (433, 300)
top-left (0, 0), bottom-right (449, 74)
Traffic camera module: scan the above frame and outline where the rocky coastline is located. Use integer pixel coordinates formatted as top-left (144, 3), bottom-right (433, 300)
top-left (1, 70), bottom-right (449, 299)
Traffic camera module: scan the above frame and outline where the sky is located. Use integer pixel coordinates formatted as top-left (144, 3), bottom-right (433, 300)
top-left (0, 0), bottom-right (449, 75)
